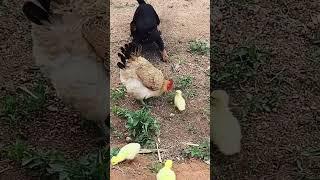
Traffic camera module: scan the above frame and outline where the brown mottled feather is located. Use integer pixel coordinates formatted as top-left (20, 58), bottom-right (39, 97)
top-left (81, 16), bottom-right (108, 62)
top-left (135, 61), bottom-right (164, 91)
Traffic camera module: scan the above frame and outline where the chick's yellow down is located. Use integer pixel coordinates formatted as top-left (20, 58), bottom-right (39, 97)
top-left (174, 90), bottom-right (186, 111)
top-left (212, 90), bottom-right (242, 155)
top-left (156, 160), bottom-right (176, 180)
top-left (111, 143), bottom-right (141, 165)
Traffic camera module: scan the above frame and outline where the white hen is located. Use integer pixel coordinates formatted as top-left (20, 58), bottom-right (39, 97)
top-left (22, 0), bottom-right (109, 142)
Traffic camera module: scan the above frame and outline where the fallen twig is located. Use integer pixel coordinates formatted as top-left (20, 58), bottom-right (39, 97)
top-left (139, 149), bottom-right (167, 154)
top-left (0, 166), bottom-right (13, 174)
top-left (182, 142), bottom-right (199, 147)
top-left (156, 137), bottom-right (162, 163)
top-left (17, 86), bottom-right (38, 99)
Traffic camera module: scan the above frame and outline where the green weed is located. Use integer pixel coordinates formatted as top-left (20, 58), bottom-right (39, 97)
top-left (176, 75), bottom-right (193, 89)
top-left (110, 147), bottom-right (120, 158)
top-left (149, 162), bottom-right (163, 173)
top-left (165, 92), bottom-right (175, 104)
top-left (241, 90), bottom-right (281, 118)
top-left (0, 82), bottom-right (46, 125)
top-left (183, 140), bottom-right (210, 161)
top-left (112, 106), bottom-right (160, 146)
top-left (188, 40), bottom-right (210, 55)
top-left (5, 139), bottom-right (29, 162)
top-left (212, 45), bottom-right (269, 86)
top-left (175, 75), bottom-right (197, 99)
top-left (4, 142), bottom-right (109, 180)
top-left (111, 85), bottom-right (126, 101)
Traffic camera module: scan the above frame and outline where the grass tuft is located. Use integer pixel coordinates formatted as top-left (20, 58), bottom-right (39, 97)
top-left (112, 106), bottom-right (160, 147)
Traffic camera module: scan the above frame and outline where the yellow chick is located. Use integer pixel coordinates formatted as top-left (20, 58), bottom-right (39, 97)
top-left (212, 90), bottom-right (242, 155)
top-left (174, 90), bottom-right (186, 111)
top-left (156, 160), bottom-right (176, 180)
top-left (111, 143), bottom-right (141, 165)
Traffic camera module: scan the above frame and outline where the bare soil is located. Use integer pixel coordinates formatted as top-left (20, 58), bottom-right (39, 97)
top-left (212, 0), bottom-right (320, 179)
top-left (110, 0), bottom-right (210, 179)
top-left (0, 0), bottom-right (210, 179)
top-left (0, 1), bottom-right (99, 179)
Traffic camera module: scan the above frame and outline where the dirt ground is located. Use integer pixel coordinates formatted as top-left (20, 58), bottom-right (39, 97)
top-left (0, 1), bottom-right (99, 179)
top-left (0, 0), bottom-right (210, 179)
top-left (2, 0), bottom-right (319, 179)
top-left (110, 0), bottom-right (210, 179)
top-left (212, 0), bottom-right (320, 179)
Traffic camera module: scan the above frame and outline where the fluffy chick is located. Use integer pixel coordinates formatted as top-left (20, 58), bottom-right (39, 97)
top-left (174, 90), bottom-right (186, 111)
top-left (111, 143), bottom-right (141, 166)
top-left (212, 90), bottom-right (242, 155)
top-left (156, 160), bottom-right (176, 180)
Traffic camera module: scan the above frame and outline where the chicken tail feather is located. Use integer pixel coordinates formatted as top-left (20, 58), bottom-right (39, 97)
top-left (118, 53), bottom-right (127, 65)
top-left (117, 62), bottom-right (126, 69)
top-left (137, 0), bottom-right (146, 5)
top-left (117, 42), bottom-right (142, 69)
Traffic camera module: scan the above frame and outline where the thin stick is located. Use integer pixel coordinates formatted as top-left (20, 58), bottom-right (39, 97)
top-left (139, 149), bottom-right (167, 154)
top-left (182, 142), bottom-right (199, 147)
top-left (0, 166), bottom-right (12, 174)
top-left (156, 142), bottom-right (162, 163)
top-left (17, 86), bottom-right (38, 99)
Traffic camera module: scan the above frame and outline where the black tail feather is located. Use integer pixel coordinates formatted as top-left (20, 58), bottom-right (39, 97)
top-left (22, 1), bottom-right (51, 25)
top-left (117, 42), bottom-right (139, 69)
top-left (137, 0), bottom-right (146, 5)
top-left (117, 62), bottom-right (125, 69)
top-left (117, 53), bottom-right (127, 65)
top-left (38, 0), bottom-right (51, 12)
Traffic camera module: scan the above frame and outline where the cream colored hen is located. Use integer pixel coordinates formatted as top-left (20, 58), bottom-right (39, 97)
top-left (117, 43), bottom-right (174, 106)
top-left (22, 0), bottom-right (109, 142)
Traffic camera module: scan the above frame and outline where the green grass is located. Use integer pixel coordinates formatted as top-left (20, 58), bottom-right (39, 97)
top-left (149, 162), bottom-right (163, 173)
top-left (302, 148), bottom-right (320, 157)
top-left (165, 91), bottom-right (176, 104)
top-left (0, 82), bottom-right (46, 126)
top-left (110, 147), bottom-right (120, 158)
top-left (4, 139), bottom-right (29, 162)
top-left (240, 89), bottom-right (281, 120)
top-left (212, 45), bottom-right (269, 86)
top-left (175, 75), bottom-right (197, 99)
top-left (3, 140), bottom-right (109, 180)
top-left (183, 140), bottom-right (210, 161)
top-left (188, 40), bottom-right (210, 55)
top-left (111, 127), bottom-right (124, 139)
top-left (111, 85), bottom-right (126, 101)
top-left (176, 75), bottom-right (193, 89)
top-left (112, 106), bottom-right (160, 147)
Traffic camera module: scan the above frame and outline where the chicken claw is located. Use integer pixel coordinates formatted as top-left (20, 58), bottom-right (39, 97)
top-left (139, 99), bottom-right (152, 109)
top-left (161, 49), bottom-right (169, 62)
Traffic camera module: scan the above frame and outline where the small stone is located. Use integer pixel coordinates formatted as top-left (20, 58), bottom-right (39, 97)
top-left (47, 105), bottom-right (58, 112)
top-left (71, 127), bottom-right (76, 133)
top-left (170, 113), bottom-right (175, 117)
top-left (310, 106), bottom-right (317, 110)
top-left (126, 136), bottom-right (132, 142)
top-left (20, 77), bottom-right (29, 83)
